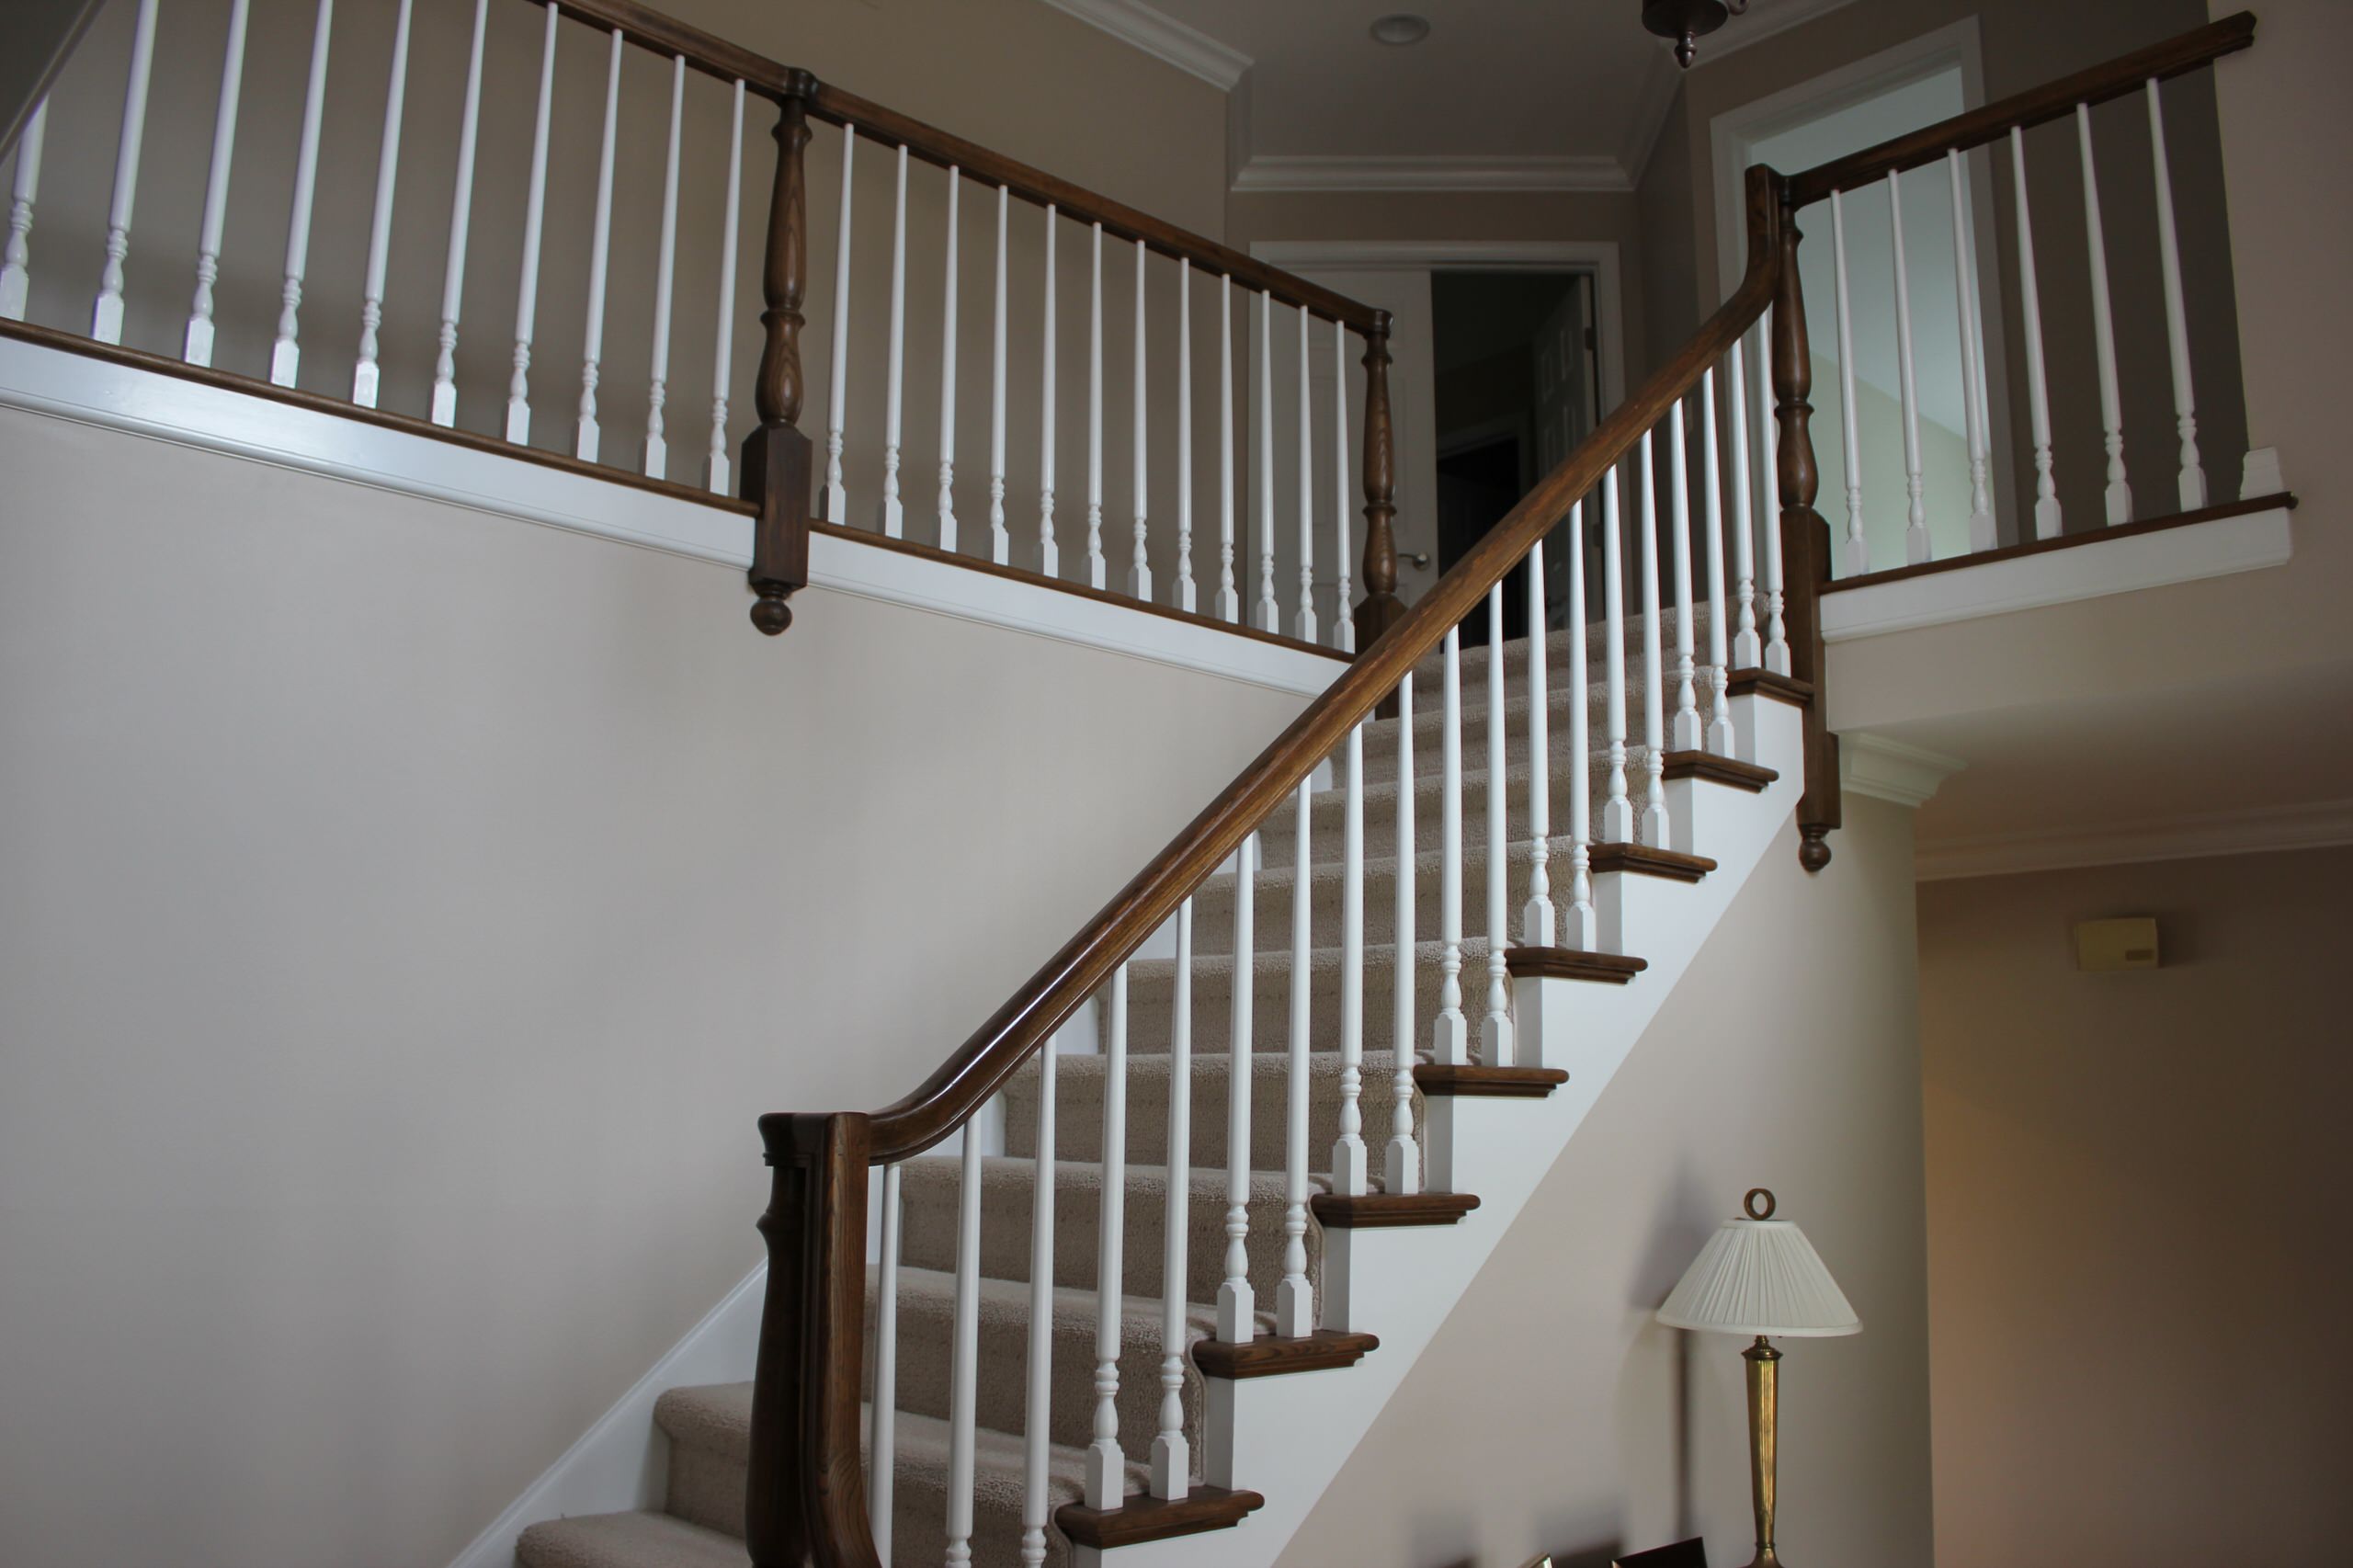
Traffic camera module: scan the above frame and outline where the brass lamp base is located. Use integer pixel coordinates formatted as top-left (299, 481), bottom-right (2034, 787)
top-left (1742, 1334), bottom-right (1784, 1568)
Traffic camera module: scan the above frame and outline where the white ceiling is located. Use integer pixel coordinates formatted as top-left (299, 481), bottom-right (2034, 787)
top-left (1041, 0), bottom-right (1861, 188)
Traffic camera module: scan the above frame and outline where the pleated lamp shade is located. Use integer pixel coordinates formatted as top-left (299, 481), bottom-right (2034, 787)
top-left (1655, 1216), bottom-right (1860, 1337)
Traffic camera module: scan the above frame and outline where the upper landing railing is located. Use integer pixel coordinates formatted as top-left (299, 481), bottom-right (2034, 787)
top-left (0, 0), bottom-right (1402, 655)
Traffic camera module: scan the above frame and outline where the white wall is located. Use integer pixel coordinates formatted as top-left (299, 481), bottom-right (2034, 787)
top-left (1271, 799), bottom-right (1936, 1568)
top-left (0, 404), bottom-right (1313, 1568)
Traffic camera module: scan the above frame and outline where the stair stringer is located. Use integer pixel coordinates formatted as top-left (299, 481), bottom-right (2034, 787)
top-left (1088, 692), bottom-right (1803, 1568)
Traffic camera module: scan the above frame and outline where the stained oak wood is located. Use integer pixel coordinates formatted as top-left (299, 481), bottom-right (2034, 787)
top-left (1412, 1064), bottom-right (1570, 1098)
top-left (1312, 1191), bottom-right (1483, 1228)
top-left (1661, 752), bottom-right (1778, 791)
top-left (1771, 185), bottom-right (1841, 872)
top-left (1726, 667), bottom-right (1814, 706)
top-left (1191, 1329), bottom-right (1380, 1380)
top-left (1818, 493), bottom-right (2296, 593)
top-left (1054, 1484), bottom-right (1267, 1549)
top-left (1503, 947), bottom-right (1648, 983)
top-left (1356, 313), bottom-right (1405, 645)
top-left (1589, 844), bottom-right (1718, 881)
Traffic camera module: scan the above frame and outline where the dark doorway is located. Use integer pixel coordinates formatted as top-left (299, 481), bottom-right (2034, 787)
top-left (1438, 436), bottom-right (1531, 646)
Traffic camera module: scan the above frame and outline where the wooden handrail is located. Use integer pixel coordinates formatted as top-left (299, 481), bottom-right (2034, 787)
top-left (1784, 10), bottom-right (2256, 207)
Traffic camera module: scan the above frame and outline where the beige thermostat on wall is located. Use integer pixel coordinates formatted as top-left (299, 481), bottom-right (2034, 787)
top-left (2075, 917), bottom-right (2161, 971)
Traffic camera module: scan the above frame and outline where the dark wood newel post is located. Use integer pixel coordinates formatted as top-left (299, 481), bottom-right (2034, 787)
top-left (1355, 311), bottom-right (1405, 649)
top-left (746, 1110), bottom-right (880, 1568)
top-left (744, 73), bottom-right (817, 636)
top-left (1768, 177), bottom-right (1841, 871)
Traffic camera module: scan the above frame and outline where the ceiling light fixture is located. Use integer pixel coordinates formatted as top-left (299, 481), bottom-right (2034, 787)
top-left (1642, 0), bottom-right (1750, 68)
top-left (1369, 13), bottom-right (1431, 46)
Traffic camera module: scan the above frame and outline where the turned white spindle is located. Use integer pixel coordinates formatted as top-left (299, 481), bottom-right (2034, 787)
top-left (1829, 188), bottom-right (1866, 574)
top-left (428, 0), bottom-right (488, 428)
top-left (182, 0), bottom-right (248, 365)
top-left (703, 82), bottom-right (745, 491)
top-left (1564, 500), bottom-right (1596, 949)
top-left (1480, 585), bottom-right (1513, 1064)
top-left (1175, 260), bottom-right (1194, 610)
top-left (1019, 1033), bottom-right (1059, 1560)
top-left (880, 144), bottom-right (909, 536)
top-left (1525, 545), bottom-right (1556, 944)
top-left (574, 28), bottom-right (624, 463)
top-left (943, 1098), bottom-right (983, 1568)
top-left (0, 99), bottom-right (47, 321)
top-left (988, 186), bottom-right (1009, 562)
top-left (1335, 724), bottom-right (1370, 1191)
top-left (2009, 129), bottom-right (2062, 538)
top-left (1387, 674), bottom-right (1419, 1194)
top-left (1945, 151), bottom-right (1995, 549)
top-left (1256, 291), bottom-right (1279, 632)
top-left (1727, 337), bottom-right (1762, 665)
top-left (1699, 367), bottom-right (1735, 756)
top-left (2077, 104), bottom-right (2131, 526)
top-left (1039, 204), bottom-right (1059, 574)
top-left (261, 1), bottom-right (335, 378)
top-left (2146, 79), bottom-right (2205, 511)
top-left (350, 0), bottom-right (413, 407)
top-left (641, 57), bottom-right (684, 479)
top-left (1669, 398), bottom-right (1701, 751)
top-left (92, 0), bottom-right (160, 347)
top-left (1276, 778), bottom-right (1314, 1338)
top-left (1294, 304), bottom-right (1318, 643)
top-left (1150, 902), bottom-right (1193, 1500)
top-left (1217, 835), bottom-right (1255, 1341)
top-left (1887, 171), bottom-right (1930, 564)
top-left (820, 123), bottom-right (854, 517)
top-left (1757, 309), bottom-right (1790, 676)
top-left (1085, 222), bottom-right (1106, 587)
top-left (1638, 431), bottom-right (1668, 844)
top-left (1216, 277), bottom-right (1239, 622)
top-left (1085, 966), bottom-right (1131, 1507)
top-left (504, 2), bottom-right (558, 441)
top-left (869, 1160), bottom-right (902, 1559)
top-left (1333, 324), bottom-right (1354, 651)
top-left (1601, 465), bottom-right (1633, 845)
top-left (1432, 626), bottom-right (1468, 1062)
top-left (937, 169), bottom-right (961, 550)
top-left (1128, 238), bottom-right (1149, 597)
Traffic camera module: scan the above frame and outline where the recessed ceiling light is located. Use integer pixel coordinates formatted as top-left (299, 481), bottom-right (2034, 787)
top-left (1370, 13), bottom-right (1431, 46)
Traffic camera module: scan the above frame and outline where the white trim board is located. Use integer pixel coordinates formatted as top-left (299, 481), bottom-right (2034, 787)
top-left (0, 336), bottom-right (1345, 699)
top-left (1839, 732), bottom-right (1966, 808)
top-left (1915, 798), bottom-right (2353, 881)
top-left (1820, 506), bottom-right (2295, 640)
top-left (1231, 153), bottom-right (1630, 194)
top-left (1034, 0), bottom-right (1250, 89)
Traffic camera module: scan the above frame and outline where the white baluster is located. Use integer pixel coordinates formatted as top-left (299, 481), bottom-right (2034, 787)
top-left (1150, 902), bottom-right (1193, 1500)
top-left (1945, 151), bottom-right (1994, 549)
top-left (1727, 337), bottom-right (1762, 665)
top-left (1086, 222), bottom-right (1105, 588)
top-left (92, 0), bottom-right (160, 347)
top-left (1432, 625), bottom-right (1467, 1060)
top-left (1175, 259), bottom-right (1194, 611)
top-left (428, 0), bottom-right (487, 428)
top-left (0, 100), bottom-right (48, 321)
top-left (182, 0), bottom-right (249, 366)
top-left (268, 0), bottom-right (335, 375)
top-left (1601, 465), bottom-right (1633, 844)
top-left (1564, 500), bottom-right (1596, 949)
top-left (1129, 237), bottom-right (1149, 598)
top-left (2146, 79), bottom-right (2205, 512)
top-left (1336, 724), bottom-right (1369, 1189)
top-left (1638, 431), bottom-right (1668, 843)
top-left (1218, 835), bottom-right (1255, 1340)
top-left (988, 185), bottom-right (1009, 562)
top-left (1480, 584), bottom-right (1513, 1064)
top-left (1086, 966), bottom-right (1131, 1506)
top-left (869, 1160), bottom-right (901, 1560)
top-left (1757, 310), bottom-right (1790, 675)
top-left (820, 123), bottom-right (853, 517)
top-left (641, 57), bottom-right (684, 479)
top-left (2077, 104), bottom-right (2131, 526)
top-left (880, 143), bottom-right (908, 536)
top-left (1216, 276), bottom-right (1239, 622)
top-left (938, 168), bottom-right (961, 551)
top-left (1387, 673), bottom-right (1419, 1194)
top-left (1333, 323), bottom-right (1354, 651)
top-left (1669, 397), bottom-right (1701, 751)
top-left (1699, 367), bottom-right (1734, 756)
top-left (1275, 778), bottom-right (1313, 1338)
top-left (1040, 204), bottom-right (1058, 574)
top-left (1294, 303), bottom-right (1318, 643)
top-left (504, 2), bottom-right (557, 442)
top-left (1256, 290), bottom-right (1279, 632)
top-left (573, 28), bottom-right (622, 461)
top-left (1887, 170), bottom-right (1930, 565)
top-left (1829, 188), bottom-right (1866, 574)
top-left (350, 0), bottom-right (413, 407)
top-left (1019, 1034), bottom-right (1059, 1560)
top-left (2010, 128), bottom-right (2062, 539)
top-left (703, 82), bottom-right (745, 492)
top-left (1525, 544), bottom-right (1556, 942)
top-left (943, 1098), bottom-right (983, 1568)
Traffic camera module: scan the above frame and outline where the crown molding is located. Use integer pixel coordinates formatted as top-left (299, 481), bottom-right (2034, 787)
top-left (1232, 153), bottom-right (1633, 194)
top-left (1686, 0), bottom-right (1865, 65)
top-left (1839, 733), bottom-right (1967, 810)
top-left (1915, 799), bottom-right (2353, 882)
top-left (1034, 0), bottom-right (1252, 91)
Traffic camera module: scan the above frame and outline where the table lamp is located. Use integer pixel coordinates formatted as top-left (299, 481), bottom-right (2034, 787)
top-left (1655, 1188), bottom-right (1859, 1567)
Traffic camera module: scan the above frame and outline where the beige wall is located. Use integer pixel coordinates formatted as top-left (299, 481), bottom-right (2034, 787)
top-left (0, 405), bottom-right (1314, 1568)
top-left (1917, 848), bottom-right (2353, 1565)
top-left (1275, 799), bottom-right (1936, 1568)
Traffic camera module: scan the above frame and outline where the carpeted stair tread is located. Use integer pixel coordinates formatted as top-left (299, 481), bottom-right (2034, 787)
top-left (517, 1510), bottom-right (747, 1568)
top-left (1191, 835), bottom-right (1577, 950)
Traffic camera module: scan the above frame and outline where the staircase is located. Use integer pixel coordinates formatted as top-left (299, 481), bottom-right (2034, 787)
top-left (512, 606), bottom-right (1807, 1567)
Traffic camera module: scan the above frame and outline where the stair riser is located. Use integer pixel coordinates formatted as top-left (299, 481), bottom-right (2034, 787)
top-left (1001, 1050), bottom-right (1421, 1170)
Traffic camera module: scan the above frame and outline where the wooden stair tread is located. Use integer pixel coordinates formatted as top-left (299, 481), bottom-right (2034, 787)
top-left (1589, 842), bottom-right (1717, 881)
top-left (1055, 1483), bottom-right (1267, 1549)
top-left (1726, 666), bottom-right (1813, 705)
top-left (1505, 946), bottom-right (1647, 983)
top-left (1413, 1063), bottom-right (1569, 1098)
top-left (1192, 1329), bottom-right (1381, 1380)
top-left (1311, 1191), bottom-right (1481, 1228)
top-left (1661, 750), bottom-right (1778, 790)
